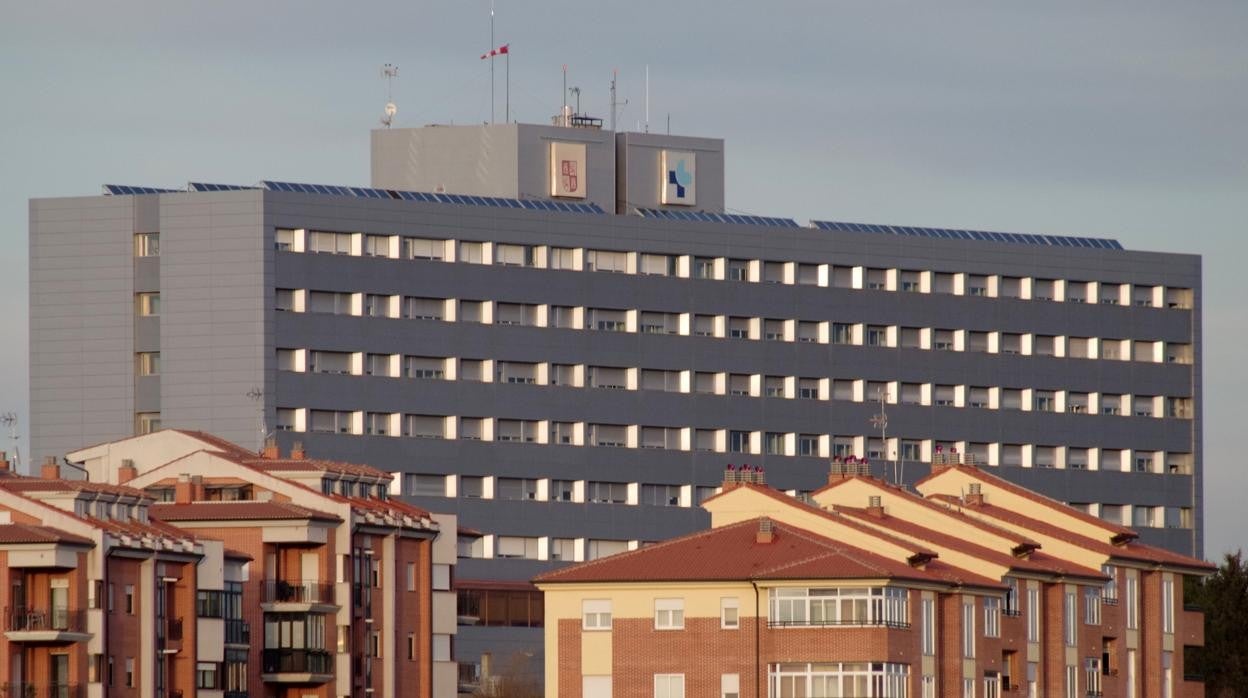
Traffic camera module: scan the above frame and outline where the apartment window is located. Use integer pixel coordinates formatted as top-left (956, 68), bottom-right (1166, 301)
top-left (764, 432), bottom-right (786, 455)
top-left (865, 325), bottom-right (888, 346)
top-left (309, 350), bottom-right (352, 374)
top-left (900, 440), bottom-right (922, 462)
top-left (641, 311), bottom-right (678, 335)
top-left (933, 329), bottom-right (955, 351)
top-left (363, 293), bottom-right (392, 317)
top-left (1064, 665), bottom-right (1078, 698)
top-left (136, 412), bottom-right (161, 435)
top-left (963, 600), bottom-right (976, 658)
top-left (275, 408), bottom-right (296, 431)
top-left (586, 249), bottom-right (627, 272)
top-left (831, 323), bottom-right (853, 345)
top-left (984, 675), bottom-right (1000, 698)
top-left (275, 288), bottom-right (296, 311)
top-left (406, 474), bottom-right (445, 497)
top-left (498, 361), bottom-right (538, 385)
top-left (550, 479), bottom-right (575, 502)
top-left (136, 351), bottom-right (160, 376)
top-left (545, 246), bottom-right (575, 270)
top-left (457, 241), bottom-right (484, 264)
top-left (404, 414), bottom-right (444, 439)
top-left (728, 373), bottom-right (751, 395)
top-left (135, 232), bottom-right (160, 256)
top-left (641, 483), bottom-right (682, 506)
top-left (495, 243), bottom-right (535, 267)
top-left (722, 674), bottom-right (740, 698)
top-left (364, 412), bottom-right (391, 435)
top-left (407, 633), bottom-right (416, 660)
top-left (728, 430), bottom-right (750, 453)
top-left (403, 236), bottom-right (445, 260)
top-left (308, 230), bottom-right (352, 254)
top-left (727, 259), bottom-right (749, 281)
top-left (582, 600), bottom-right (613, 631)
top-left (762, 261), bottom-right (786, 283)
top-left (798, 434), bottom-right (820, 457)
top-left (550, 538), bottom-right (576, 561)
top-left (588, 308), bottom-right (627, 332)
top-left (762, 375), bottom-right (785, 398)
top-left (589, 365), bottom-right (628, 389)
top-left (586, 539), bottom-right (628, 560)
top-left (1064, 591), bottom-right (1077, 646)
top-left (307, 290), bottom-right (352, 315)
top-left (641, 369), bottom-right (682, 392)
top-left (1085, 587), bottom-right (1101, 625)
top-left (589, 424), bottom-right (627, 447)
top-left (125, 585), bottom-right (135, 614)
top-left (654, 598), bottom-right (684, 630)
top-left (310, 409), bottom-right (353, 434)
top-left (693, 257), bottom-right (716, 279)
top-left (495, 536), bottom-right (540, 559)
top-left (984, 597), bottom-right (1001, 637)
top-left (655, 674), bottom-right (685, 698)
top-left (639, 253), bottom-right (675, 276)
top-left (727, 317), bottom-right (751, 339)
top-left (196, 662), bottom-right (220, 690)
top-left (921, 597), bottom-right (935, 655)
top-left (721, 598), bottom-right (739, 629)
top-left (963, 679), bottom-right (974, 698)
top-left (550, 422), bottom-right (576, 445)
top-left (363, 234), bottom-right (391, 257)
top-left (495, 303), bottom-right (538, 326)
top-left (764, 319), bottom-right (786, 341)
top-left (459, 476), bottom-right (484, 499)
top-left (797, 378), bottom-right (820, 400)
top-left (1034, 390), bottom-right (1056, 412)
top-left (136, 292), bottom-right (160, 317)
top-left (1027, 587), bottom-right (1039, 642)
top-left (125, 658), bottom-right (135, 688)
top-left (496, 478), bottom-right (539, 500)
top-left (587, 481), bottom-right (628, 504)
top-left (797, 321), bottom-right (821, 343)
top-left (1162, 578), bottom-right (1174, 633)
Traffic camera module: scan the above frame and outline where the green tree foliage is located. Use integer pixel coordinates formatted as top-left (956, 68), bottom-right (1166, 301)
top-left (1187, 551), bottom-right (1248, 697)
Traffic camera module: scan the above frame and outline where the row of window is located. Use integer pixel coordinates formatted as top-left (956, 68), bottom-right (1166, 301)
top-left (278, 349), bottom-right (1194, 419)
top-left (285, 408), bottom-right (1194, 476)
top-left (272, 228), bottom-right (1195, 309)
top-left (274, 290), bottom-right (1194, 364)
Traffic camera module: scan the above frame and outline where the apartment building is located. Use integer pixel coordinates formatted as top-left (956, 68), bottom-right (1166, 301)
top-left (0, 451), bottom-right (223, 698)
top-left (536, 459), bottom-right (1212, 698)
top-left (30, 120), bottom-right (1202, 673)
top-left (63, 429), bottom-right (459, 698)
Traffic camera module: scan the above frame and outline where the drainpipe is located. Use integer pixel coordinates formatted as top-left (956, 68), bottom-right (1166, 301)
top-left (751, 580), bottom-right (762, 698)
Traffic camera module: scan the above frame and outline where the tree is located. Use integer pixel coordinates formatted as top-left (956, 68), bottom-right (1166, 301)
top-left (1187, 551), bottom-right (1248, 697)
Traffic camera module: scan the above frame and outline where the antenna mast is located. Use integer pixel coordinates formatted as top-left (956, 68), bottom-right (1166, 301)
top-left (644, 64), bottom-right (650, 133)
top-left (869, 388), bottom-right (892, 483)
top-left (380, 63), bottom-right (399, 128)
top-left (1, 412), bottom-right (19, 473)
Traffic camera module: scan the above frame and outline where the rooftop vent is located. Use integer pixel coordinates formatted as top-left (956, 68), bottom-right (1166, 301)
top-left (756, 518), bottom-right (775, 544)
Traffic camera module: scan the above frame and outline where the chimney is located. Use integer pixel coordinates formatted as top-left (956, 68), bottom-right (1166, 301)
top-left (40, 456), bottom-right (60, 480)
top-left (866, 495), bottom-right (885, 518)
top-left (756, 518), bottom-right (775, 544)
top-left (965, 483), bottom-right (984, 506)
top-left (118, 459), bottom-right (138, 484)
top-left (0, 451), bottom-right (8, 472)
top-left (190, 474), bottom-right (206, 501)
top-left (174, 474), bottom-right (194, 504)
top-left (290, 441), bottom-right (306, 460)
top-left (261, 436), bottom-right (279, 459)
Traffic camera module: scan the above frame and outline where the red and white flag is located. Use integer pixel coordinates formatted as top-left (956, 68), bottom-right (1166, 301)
top-left (480, 44), bottom-right (509, 60)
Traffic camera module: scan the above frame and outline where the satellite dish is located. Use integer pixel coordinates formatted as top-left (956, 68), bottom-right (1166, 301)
top-left (385, 102), bottom-right (397, 118)
top-left (380, 64), bottom-right (399, 128)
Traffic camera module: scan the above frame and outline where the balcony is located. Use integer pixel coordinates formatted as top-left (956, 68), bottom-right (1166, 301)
top-left (0, 684), bottom-right (82, 698)
top-left (261, 648), bottom-right (334, 683)
top-left (4, 608), bottom-right (90, 643)
top-left (261, 580), bottom-right (337, 613)
top-left (158, 617), bottom-right (183, 653)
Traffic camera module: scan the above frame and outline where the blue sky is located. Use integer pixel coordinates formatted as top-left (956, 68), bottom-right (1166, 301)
top-left (1, 1), bottom-right (1244, 557)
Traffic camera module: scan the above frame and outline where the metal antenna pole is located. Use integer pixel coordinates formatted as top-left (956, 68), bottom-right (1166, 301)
top-left (869, 388), bottom-right (890, 483)
top-left (490, 0), bottom-right (496, 124)
top-left (246, 387), bottom-right (266, 449)
top-left (1, 412), bottom-right (19, 473)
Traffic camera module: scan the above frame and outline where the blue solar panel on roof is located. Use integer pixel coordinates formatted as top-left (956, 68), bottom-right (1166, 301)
top-left (104, 184), bottom-right (181, 195)
top-left (810, 219), bottom-right (1122, 249)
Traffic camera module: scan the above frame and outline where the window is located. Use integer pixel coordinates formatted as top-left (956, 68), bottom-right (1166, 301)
top-left (769, 587), bottom-right (907, 627)
top-left (406, 474), bottom-right (445, 497)
top-left (308, 290), bottom-right (352, 315)
top-left (587, 481), bottom-right (628, 504)
top-left (196, 662), bottom-right (220, 690)
top-left (798, 434), bottom-right (820, 457)
top-left (135, 412), bottom-right (161, 435)
top-left (136, 292), bottom-right (160, 316)
top-left (655, 674), bottom-right (685, 698)
top-left (403, 236), bottom-right (445, 260)
top-left (458, 241), bottom-right (484, 263)
top-left (309, 409), bottom-right (353, 434)
top-left (308, 230), bottom-right (352, 254)
top-left (1084, 587), bottom-right (1101, 625)
top-left (984, 597), bottom-right (1001, 637)
top-left (275, 288), bottom-right (296, 311)
top-left (1027, 587), bottom-right (1040, 642)
top-left (693, 257), bottom-right (716, 279)
top-left (363, 234), bottom-right (391, 257)
top-left (721, 674), bottom-right (740, 698)
top-left (721, 598), bottom-right (739, 629)
top-left (728, 430), bottom-right (750, 453)
top-left (921, 597), bottom-right (935, 655)
top-left (549, 247), bottom-right (577, 270)
top-left (135, 232), bottom-right (160, 257)
top-left (764, 432), bottom-right (786, 455)
top-left (654, 598), bottom-right (684, 630)
top-left (495, 243), bottom-right (535, 267)
top-left (125, 658), bottom-right (135, 687)
top-left (404, 414), bottom-right (444, 439)
top-left (641, 483), bottom-right (682, 505)
top-left (639, 253), bottom-right (674, 276)
top-left (309, 350), bottom-right (352, 374)
top-left (550, 538), bottom-right (576, 561)
top-left (587, 540), bottom-right (628, 560)
top-left (831, 323), bottom-right (853, 344)
top-left (403, 296), bottom-right (444, 320)
top-left (586, 249), bottom-right (627, 273)
top-left (582, 600), bottom-right (612, 630)
top-left (963, 600), bottom-right (976, 658)
top-left (984, 674), bottom-right (1000, 698)
top-left (1162, 578), bottom-right (1174, 633)
top-left (136, 352), bottom-right (160, 376)
top-left (1064, 591), bottom-right (1077, 646)
top-left (727, 259), bottom-right (749, 281)
top-left (496, 477), bottom-right (539, 500)
top-left (1064, 665), bottom-right (1078, 698)
top-left (495, 536), bottom-right (540, 559)
top-left (584, 676), bottom-right (612, 698)
top-left (1004, 578), bottom-right (1019, 616)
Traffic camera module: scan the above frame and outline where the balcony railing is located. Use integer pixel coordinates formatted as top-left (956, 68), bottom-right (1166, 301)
top-left (225, 618), bottom-right (250, 645)
top-left (0, 684), bottom-right (83, 698)
top-left (262, 581), bottom-right (335, 605)
top-left (262, 648), bottom-right (333, 675)
top-left (5, 608), bottom-right (86, 634)
top-left (767, 618), bottom-right (911, 630)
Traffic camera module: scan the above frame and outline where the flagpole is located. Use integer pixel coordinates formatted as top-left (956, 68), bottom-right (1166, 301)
top-left (490, 0), bottom-right (495, 124)
top-left (505, 49), bottom-right (510, 124)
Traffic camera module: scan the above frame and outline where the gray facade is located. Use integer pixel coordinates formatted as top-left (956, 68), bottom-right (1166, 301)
top-left (30, 126), bottom-right (1202, 676)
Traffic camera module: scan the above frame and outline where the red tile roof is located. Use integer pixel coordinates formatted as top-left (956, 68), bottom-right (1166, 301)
top-left (150, 501), bottom-right (342, 523)
top-left (0, 478), bottom-right (152, 499)
top-left (832, 505), bottom-right (1106, 581)
top-left (243, 458), bottom-right (390, 479)
top-left (169, 430), bottom-right (259, 457)
top-left (535, 517), bottom-right (1001, 589)
top-left (927, 495), bottom-right (1214, 572)
top-left (917, 465), bottom-right (1138, 540)
top-left (0, 524), bottom-right (93, 546)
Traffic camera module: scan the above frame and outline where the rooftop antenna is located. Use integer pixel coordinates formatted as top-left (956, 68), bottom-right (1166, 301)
top-left (869, 387), bottom-right (891, 483)
top-left (1, 412), bottom-right (19, 473)
top-left (644, 64), bottom-right (650, 133)
top-left (380, 63), bottom-right (399, 128)
top-left (569, 86), bottom-right (581, 115)
top-left (246, 387), bottom-right (268, 450)
top-left (490, 0), bottom-right (496, 123)
top-left (609, 69), bottom-right (629, 132)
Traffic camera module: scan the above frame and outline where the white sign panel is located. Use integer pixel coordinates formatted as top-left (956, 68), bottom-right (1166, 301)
top-left (550, 141), bottom-right (587, 199)
top-left (661, 150), bottom-right (696, 206)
